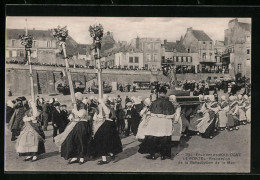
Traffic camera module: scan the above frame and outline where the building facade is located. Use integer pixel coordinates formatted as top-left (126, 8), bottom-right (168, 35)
top-left (222, 18), bottom-right (251, 78)
top-left (131, 37), bottom-right (161, 69)
top-left (6, 29), bottom-right (58, 64)
top-left (114, 51), bottom-right (144, 69)
top-left (182, 27), bottom-right (215, 73)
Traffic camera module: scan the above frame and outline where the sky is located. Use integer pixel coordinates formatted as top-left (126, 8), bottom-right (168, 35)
top-left (6, 17), bottom-right (251, 44)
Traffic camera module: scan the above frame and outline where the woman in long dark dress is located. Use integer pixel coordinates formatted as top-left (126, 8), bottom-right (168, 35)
top-left (6, 100), bottom-right (14, 124)
top-left (90, 98), bottom-right (123, 165)
top-left (16, 100), bottom-right (45, 162)
top-left (58, 101), bottom-right (92, 165)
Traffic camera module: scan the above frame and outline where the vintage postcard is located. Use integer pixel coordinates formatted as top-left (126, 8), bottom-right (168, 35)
top-left (5, 16), bottom-right (251, 173)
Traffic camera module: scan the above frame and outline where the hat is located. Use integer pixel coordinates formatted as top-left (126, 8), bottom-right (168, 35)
top-left (82, 99), bottom-right (88, 105)
top-left (169, 95), bottom-right (177, 102)
top-left (143, 98), bottom-right (151, 106)
top-left (243, 95), bottom-right (249, 100)
top-left (54, 102), bottom-right (60, 107)
top-left (238, 94), bottom-right (243, 100)
top-left (49, 98), bottom-right (55, 104)
top-left (208, 95), bottom-right (215, 102)
top-left (126, 102), bottom-right (133, 106)
top-left (75, 92), bottom-right (83, 101)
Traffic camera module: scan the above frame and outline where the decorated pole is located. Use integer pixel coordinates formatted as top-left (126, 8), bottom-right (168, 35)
top-left (19, 19), bottom-right (35, 102)
top-left (52, 26), bottom-right (76, 106)
top-left (89, 24), bottom-right (104, 100)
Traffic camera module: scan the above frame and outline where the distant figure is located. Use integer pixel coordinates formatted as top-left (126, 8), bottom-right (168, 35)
top-left (8, 88), bottom-right (12, 97)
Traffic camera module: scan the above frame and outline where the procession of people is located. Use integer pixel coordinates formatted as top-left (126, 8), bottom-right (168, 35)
top-left (6, 81), bottom-right (251, 164)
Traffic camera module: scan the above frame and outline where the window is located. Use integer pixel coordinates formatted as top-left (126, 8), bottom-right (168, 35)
top-left (202, 53), bottom-right (206, 60)
top-left (183, 57), bottom-right (187, 62)
top-left (129, 65), bottom-right (133, 69)
top-left (146, 54), bottom-right (151, 61)
top-left (12, 50), bottom-right (17, 57)
top-left (135, 66), bottom-right (139, 69)
top-left (145, 64), bottom-right (148, 68)
top-left (129, 57), bottom-right (133, 63)
top-left (247, 49), bottom-right (250, 54)
top-left (147, 43), bottom-right (151, 49)
top-left (209, 53), bottom-right (212, 59)
top-left (209, 42), bottom-right (212, 49)
top-left (154, 54), bottom-right (158, 61)
top-left (238, 64), bottom-right (241, 71)
top-left (202, 42), bottom-right (206, 49)
top-left (181, 57), bottom-right (184, 62)
top-left (134, 57), bottom-right (139, 63)
top-left (174, 56), bottom-right (176, 62)
top-left (187, 48), bottom-right (190, 53)
top-left (176, 57), bottom-right (178, 62)
top-left (47, 41), bottom-right (51, 48)
top-left (20, 51), bottom-right (24, 57)
top-left (12, 40), bottom-right (15, 47)
top-left (187, 57), bottom-right (191, 62)
top-left (6, 50), bottom-right (9, 58)
top-left (190, 57), bottom-right (193, 62)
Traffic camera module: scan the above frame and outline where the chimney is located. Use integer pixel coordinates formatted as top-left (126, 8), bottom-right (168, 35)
top-left (164, 39), bottom-right (167, 44)
top-left (136, 36), bottom-right (140, 49)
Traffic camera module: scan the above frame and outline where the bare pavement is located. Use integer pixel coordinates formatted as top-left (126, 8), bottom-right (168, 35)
top-left (4, 90), bottom-right (250, 173)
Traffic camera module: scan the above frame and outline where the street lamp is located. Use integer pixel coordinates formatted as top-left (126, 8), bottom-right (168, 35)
top-left (19, 19), bottom-right (35, 102)
top-left (89, 24), bottom-right (104, 100)
top-left (52, 26), bottom-right (76, 106)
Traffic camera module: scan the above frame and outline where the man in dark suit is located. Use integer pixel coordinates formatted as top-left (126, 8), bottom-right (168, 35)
top-left (51, 102), bottom-right (63, 142)
top-left (41, 98), bottom-right (49, 131)
top-left (60, 104), bottom-right (69, 132)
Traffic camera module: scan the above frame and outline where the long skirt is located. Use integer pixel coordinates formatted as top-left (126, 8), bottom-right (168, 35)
top-left (138, 136), bottom-right (171, 157)
top-left (227, 114), bottom-right (238, 128)
top-left (89, 120), bottom-right (122, 157)
top-left (136, 115), bottom-right (151, 140)
top-left (218, 110), bottom-right (228, 128)
top-left (201, 117), bottom-right (216, 138)
top-left (172, 117), bottom-right (182, 141)
top-left (238, 108), bottom-right (247, 121)
top-left (61, 121), bottom-right (92, 160)
top-left (16, 122), bottom-right (45, 156)
top-left (197, 111), bottom-right (216, 137)
top-left (246, 108), bottom-right (251, 123)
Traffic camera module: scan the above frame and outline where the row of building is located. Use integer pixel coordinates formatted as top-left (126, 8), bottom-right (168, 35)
top-left (5, 18), bottom-right (251, 78)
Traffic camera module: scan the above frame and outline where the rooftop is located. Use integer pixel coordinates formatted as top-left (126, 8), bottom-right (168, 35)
top-left (163, 41), bottom-right (186, 53)
top-left (191, 30), bottom-right (213, 41)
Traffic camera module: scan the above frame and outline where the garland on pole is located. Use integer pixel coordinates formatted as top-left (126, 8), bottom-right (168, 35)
top-left (19, 35), bottom-right (33, 49)
top-left (52, 26), bottom-right (68, 45)
top-left (89, 24), bottom-right (104, 51)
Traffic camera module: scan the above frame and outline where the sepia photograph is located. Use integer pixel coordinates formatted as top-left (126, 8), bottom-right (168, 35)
top-left (5, 16), bottom-right (251, 173)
